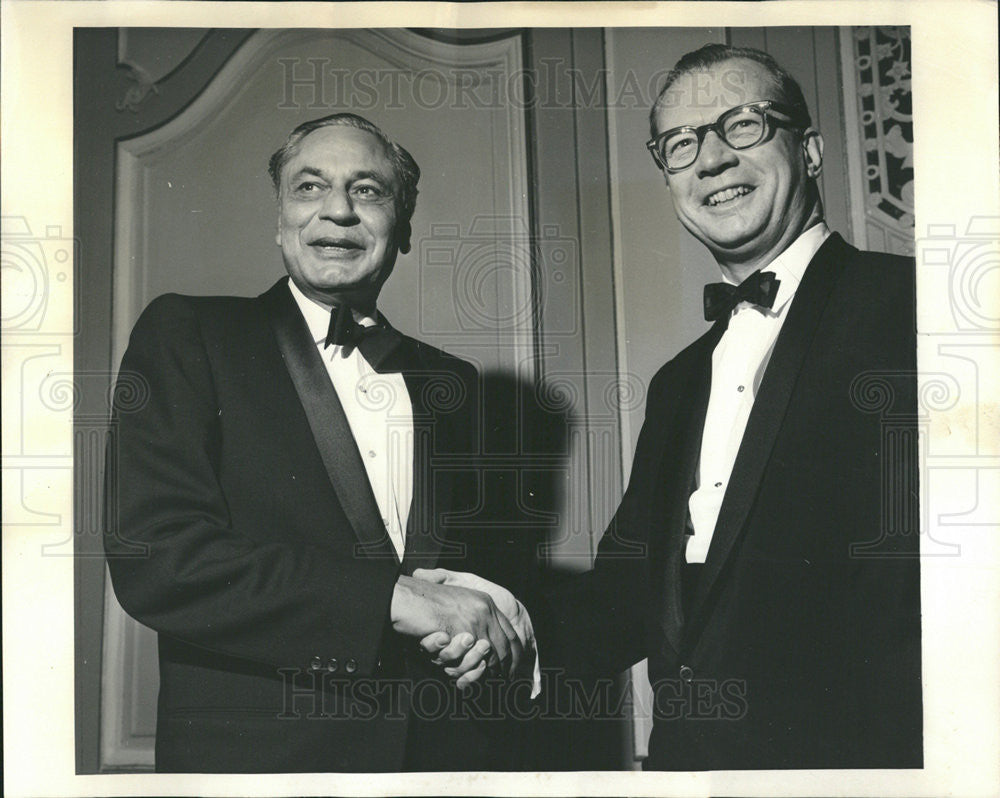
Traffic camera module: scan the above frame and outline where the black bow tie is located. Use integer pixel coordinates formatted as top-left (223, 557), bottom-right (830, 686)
top-left (703, 270), bottom-right (781, 321)
top-left (325, 305), bottom-right (402, 372)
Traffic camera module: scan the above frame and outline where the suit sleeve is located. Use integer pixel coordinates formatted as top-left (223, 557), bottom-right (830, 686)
top-left (104, 294), bottom-right (400, 675)
top-left (530, 369), bottom-right (671, 679)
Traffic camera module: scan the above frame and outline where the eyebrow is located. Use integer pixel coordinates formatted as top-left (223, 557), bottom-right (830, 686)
top-left (289, 166), bottom-right (325, 182)
top-left (351, 169), bottom-right (392, 185)
top-left (287, 166), bottom-right (392, 186)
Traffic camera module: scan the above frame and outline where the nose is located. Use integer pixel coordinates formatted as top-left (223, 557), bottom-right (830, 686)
top-left (319, 186), bottom-right (359, 224)
top-left (695, 129), bottom-right (738, 177)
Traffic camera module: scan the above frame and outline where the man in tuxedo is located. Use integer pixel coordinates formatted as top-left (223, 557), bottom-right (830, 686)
top-left (419, 44), bottom-right (922, 769)
top-left (103, 113), bottom-right (531, 773)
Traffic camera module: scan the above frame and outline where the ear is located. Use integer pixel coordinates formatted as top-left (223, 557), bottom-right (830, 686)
top-left (397, 221), bottom-right (412, 255)
top-left (802, 128), bottom-right (824, 179)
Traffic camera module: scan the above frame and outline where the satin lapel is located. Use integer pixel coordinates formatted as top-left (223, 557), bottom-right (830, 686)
top-left (686, 235), bottom-right (847, 629)
top-left (261, 280), bottom-right (398, 563)
top-left (654, 324), bottom-right (723, 655)
top-left (393, 339), bottom-right (457, 574)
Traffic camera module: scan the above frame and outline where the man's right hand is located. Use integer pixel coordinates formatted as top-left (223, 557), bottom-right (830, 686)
top-left (391, 575), bottom-right (522, 677)
top-left (413, 568), bottom-right (539, 693)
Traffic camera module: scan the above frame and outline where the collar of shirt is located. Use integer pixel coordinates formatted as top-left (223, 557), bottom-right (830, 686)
top-left (726, 221), bottom-right (831, 318)
top-left (286, 278), bottom-right (379, 346)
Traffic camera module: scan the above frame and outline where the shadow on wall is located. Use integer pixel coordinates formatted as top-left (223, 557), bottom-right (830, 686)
top-left (476, 370), bottom-right (628, 771)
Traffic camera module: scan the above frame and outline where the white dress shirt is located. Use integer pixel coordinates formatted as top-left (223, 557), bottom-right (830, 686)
top-left (686, 223), bottom-right (831, 563)
top-left (288, 279), bottom-right (413, 560)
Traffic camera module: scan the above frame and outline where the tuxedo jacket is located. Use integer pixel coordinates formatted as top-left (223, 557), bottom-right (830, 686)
top-left (535, 234), bottom-right (922, 770)
top-left (104, 278), bottom-right (528, 773)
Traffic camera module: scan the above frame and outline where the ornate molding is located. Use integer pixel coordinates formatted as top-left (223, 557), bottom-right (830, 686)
top-left (115, 28), bottom-right (208, 113)
top-left (842, 26), bottom-right (915, 255)
top-left (115, 64), bottom-right (159, 113)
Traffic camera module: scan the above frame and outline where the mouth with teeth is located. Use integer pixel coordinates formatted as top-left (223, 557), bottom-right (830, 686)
top-left (309, 237), bottom-right (364, 255)
top-left (705, 185), bottom-right (754, 207)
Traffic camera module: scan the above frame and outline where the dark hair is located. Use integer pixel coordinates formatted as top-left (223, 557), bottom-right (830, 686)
top-left (267, 113), bottom-right (420, 227)
top-left (649, 44), bottom-right (812, 137)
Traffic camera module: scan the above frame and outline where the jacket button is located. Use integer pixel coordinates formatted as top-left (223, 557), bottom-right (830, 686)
top-left (345, 658), bottom-right (358, 673)
top-left (309, 656), bottom-right (323, 672)
top-left (679, 665), bottom-right (694, 682)
top-left (326, 658), bottom-right (339, 673)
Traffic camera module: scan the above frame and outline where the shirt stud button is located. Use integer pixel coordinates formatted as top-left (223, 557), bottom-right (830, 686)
top-left (737, 385), bottom-right (745, 392)
top-left (714, 482), bottom-right (723, 488)
top-left (368, 450), bottom-right (376, 458)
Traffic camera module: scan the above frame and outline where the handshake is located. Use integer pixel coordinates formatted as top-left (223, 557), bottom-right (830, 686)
top-left (390, 568), bottom-right (536, 690)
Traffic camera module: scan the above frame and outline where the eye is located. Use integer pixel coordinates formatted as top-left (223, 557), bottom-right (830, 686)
top-left (352, 183), bottom-right (388, 201)
top-left (294, 180), bottom-right (324, 194)
top-left (667, 134), bottom-right (696, 156)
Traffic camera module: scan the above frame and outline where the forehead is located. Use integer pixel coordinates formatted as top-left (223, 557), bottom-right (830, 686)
top-left (653, 58), bottom-right (776, 133)
top-left (283, 125), bottom-right (395, 181)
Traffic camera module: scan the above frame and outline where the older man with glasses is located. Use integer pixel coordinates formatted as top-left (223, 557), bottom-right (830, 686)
top-left (419, 43), bottom-right (922, 770)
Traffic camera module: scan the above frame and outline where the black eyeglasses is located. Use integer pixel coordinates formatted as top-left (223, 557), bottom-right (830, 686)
top-left (646, 100), bottom-right (810, 173)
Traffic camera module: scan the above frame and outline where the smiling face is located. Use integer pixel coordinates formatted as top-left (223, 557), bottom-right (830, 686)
top-left (652, 58), bottom-right (824, 278)
top-left (275, 125), bottom-right (404, 309)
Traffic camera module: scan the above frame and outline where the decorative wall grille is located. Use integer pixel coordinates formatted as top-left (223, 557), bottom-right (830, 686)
top-left (843, 26), bottom-right (915, 255)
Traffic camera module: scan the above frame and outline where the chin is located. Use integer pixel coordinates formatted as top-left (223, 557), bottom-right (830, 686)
top-left (700, 226), bottom-right (759, 252)
top-left (308, 263), bottom-right (367, 286)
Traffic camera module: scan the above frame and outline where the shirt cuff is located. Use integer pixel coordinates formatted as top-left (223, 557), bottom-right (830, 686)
top-left (514, 599), bottom-right (542, 699)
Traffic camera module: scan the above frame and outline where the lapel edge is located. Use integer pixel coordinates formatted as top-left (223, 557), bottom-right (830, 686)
top-left (399, 340), bottom-right (469, 573)
top-left (686, 234), bottom-right (848, 632)
top-left (260, 279), bottom-right (399, 564)
top-left (654, 323), bottom-right (725, 656)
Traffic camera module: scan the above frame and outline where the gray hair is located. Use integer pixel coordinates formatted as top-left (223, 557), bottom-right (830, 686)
top-left (268, 113), bottom-right (420, 228)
